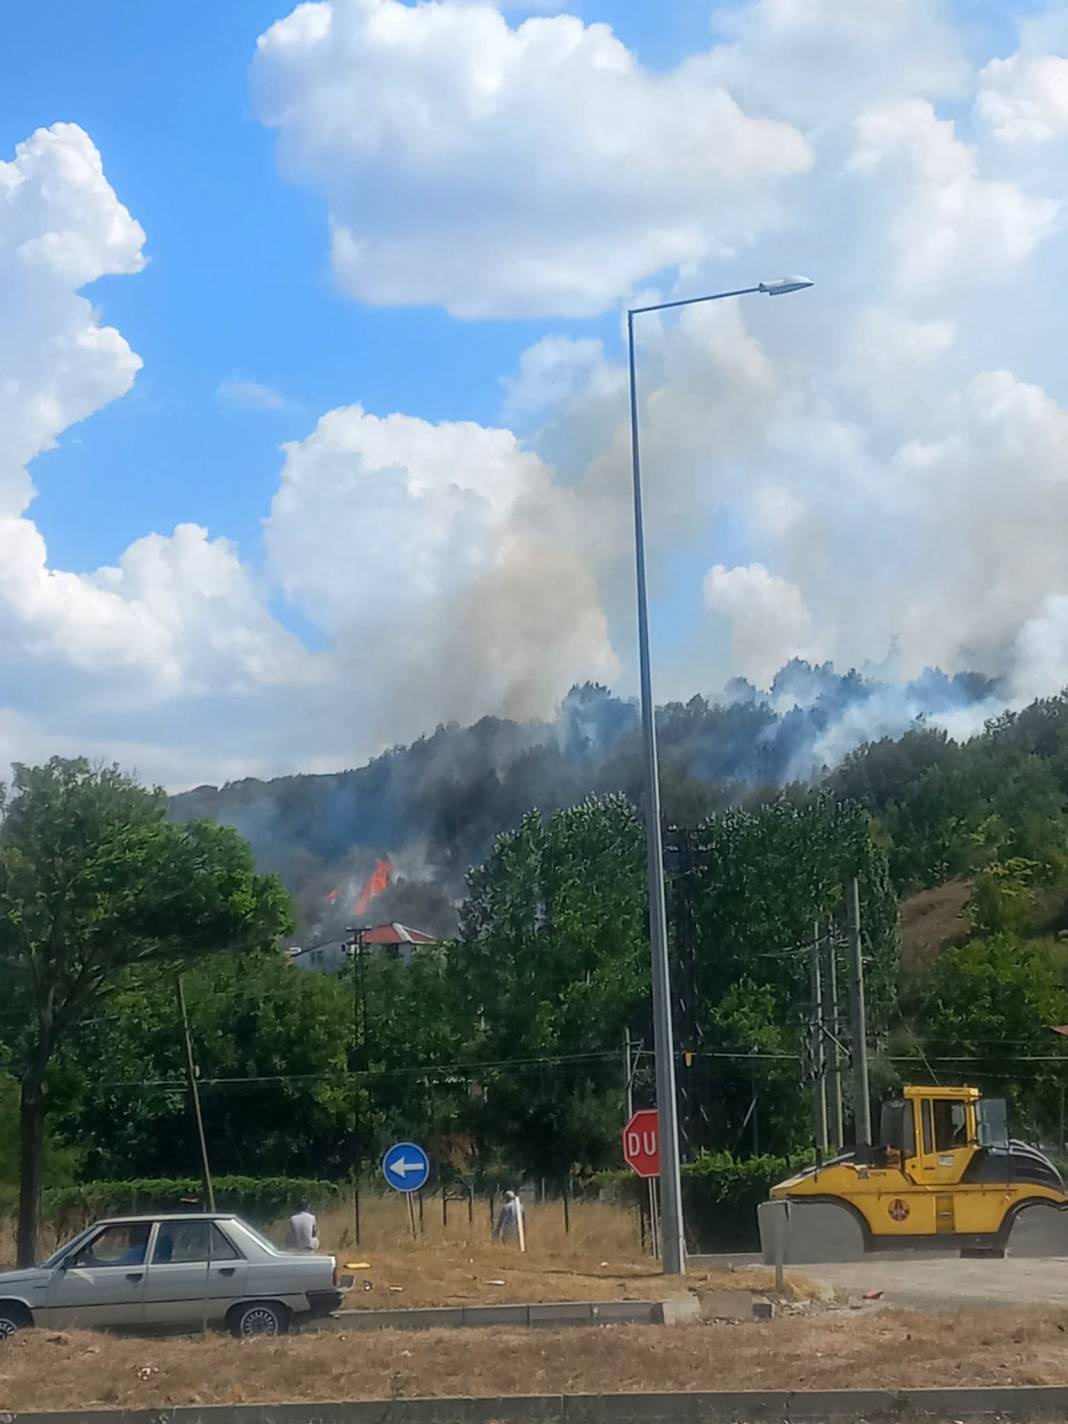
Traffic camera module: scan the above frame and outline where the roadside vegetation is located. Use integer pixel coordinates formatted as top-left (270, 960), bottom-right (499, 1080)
top-left (3, 690), bottom-right (1068, 1255)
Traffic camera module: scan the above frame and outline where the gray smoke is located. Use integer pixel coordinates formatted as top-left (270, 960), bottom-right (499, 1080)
top-left (172, 659), bottom-right (1002, 939)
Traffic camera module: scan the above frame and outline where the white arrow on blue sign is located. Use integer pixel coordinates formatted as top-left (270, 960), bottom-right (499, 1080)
top-left (382, 1141), bottom-right (430, 1193)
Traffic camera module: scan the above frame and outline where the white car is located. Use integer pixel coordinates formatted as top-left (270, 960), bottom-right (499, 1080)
top-left (0, 1213), bottom-right (344, 1338)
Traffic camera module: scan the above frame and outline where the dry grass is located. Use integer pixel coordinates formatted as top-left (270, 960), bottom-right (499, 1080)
top-left (5, 1308), bottom-right (1068, 1411)
top-left (899, 878), bottom-right (973, 972)
top-left (311, 1199), bottom-right (792, 1308)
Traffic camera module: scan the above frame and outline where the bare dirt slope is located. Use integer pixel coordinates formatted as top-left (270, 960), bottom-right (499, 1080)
top-left (5, 1310), bottom-right (1068, 1412)
top-left (899, 878), bottom-right (973, 972)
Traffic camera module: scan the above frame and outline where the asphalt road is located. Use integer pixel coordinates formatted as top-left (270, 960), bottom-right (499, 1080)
top-left (799, 1255), bottom-right (1068, 1309)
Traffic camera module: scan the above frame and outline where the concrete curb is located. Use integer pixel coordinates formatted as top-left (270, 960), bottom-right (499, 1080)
top-left (327, 1300), bottom-right (666, 1330)
top-left (14, 1385), bottom-right (1068, 1423)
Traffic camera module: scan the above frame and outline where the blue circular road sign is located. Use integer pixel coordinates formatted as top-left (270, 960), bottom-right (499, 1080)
top-left (382, 1141), bottom-right (430, 1193)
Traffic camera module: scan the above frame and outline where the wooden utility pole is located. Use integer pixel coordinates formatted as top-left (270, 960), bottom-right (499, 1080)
top-left (177, 975), bottom-right (215, 1211)
top-left (846, 877), bottom-right (872, 1150)
top-left (824, 915), bottom-right (844, 1153)
top-left (810, 921), bottom-right (828, 1153)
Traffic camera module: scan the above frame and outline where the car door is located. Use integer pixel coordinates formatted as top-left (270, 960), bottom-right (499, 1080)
top-left (43, 1222), bottom-right (152, 1329)
top-left (142, 1221), bottom-right (247, 1328)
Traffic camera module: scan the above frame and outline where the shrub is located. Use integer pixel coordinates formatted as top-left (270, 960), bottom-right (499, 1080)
top-left (591, 1150), bottom-right (812, 1251)
top-left (28, 1177), bottom-right (346, 1241)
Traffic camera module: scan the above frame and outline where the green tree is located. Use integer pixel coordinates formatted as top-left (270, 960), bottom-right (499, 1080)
top-left (693, 795), bottom-right (899, 1152)
top-left (59, 952), bottom-right (354, 1179)
top-left (921, 934), bottom-right (1068, 1135)
top-left (0, 758), bottom-right (292, 1264)
top-left (362, 946), bottom-right (466, 1163)
top-left (455, 795), bottom-right (647, 1180)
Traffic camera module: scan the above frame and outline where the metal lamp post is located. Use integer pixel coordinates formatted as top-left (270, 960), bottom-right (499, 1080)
top-left (627, 275), bottom-right (814, 1276)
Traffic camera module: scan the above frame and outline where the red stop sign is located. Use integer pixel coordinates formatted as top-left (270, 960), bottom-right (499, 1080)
top-left (623, 1108), bottom-right (660, 1178)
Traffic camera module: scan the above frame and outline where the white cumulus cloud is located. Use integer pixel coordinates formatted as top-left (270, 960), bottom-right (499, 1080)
top-left (0, 126), bottom-right (311, 782)
top-left (252, 0), bottom-right (812, 318)
top-left (0, 123), bottom-right (145, 515)
top-left (848, 100), bottom-right (1058, 287)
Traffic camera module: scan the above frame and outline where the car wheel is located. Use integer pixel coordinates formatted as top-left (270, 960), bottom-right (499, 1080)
top-left (230, 1301), bottom-right (289, 1339)
top-left (0, 1304), bottom-right (30, 1338)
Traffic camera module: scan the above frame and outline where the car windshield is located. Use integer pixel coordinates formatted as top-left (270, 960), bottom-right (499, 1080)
top-left (37, 1225), bottom-right (97, 1270)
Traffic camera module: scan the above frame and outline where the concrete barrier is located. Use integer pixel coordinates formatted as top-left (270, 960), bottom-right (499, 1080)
top-left (328, 1300), bottom-right (664, 1331)
top-left (15, 1384), bottom-right (1068, 1423)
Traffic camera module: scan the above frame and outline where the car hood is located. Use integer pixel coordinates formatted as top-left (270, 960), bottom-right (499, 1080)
top-left (0, 1267), bottom-right (50, 1289)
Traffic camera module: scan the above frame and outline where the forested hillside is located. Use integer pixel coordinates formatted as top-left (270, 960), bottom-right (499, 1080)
top-left (171, 661), bottom-right (995, 942)
top-left (10, 684), bottom-right (1068, 1197)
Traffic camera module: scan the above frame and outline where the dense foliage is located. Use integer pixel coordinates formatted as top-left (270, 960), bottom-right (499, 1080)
top-left (0, 758), bottom-right (292, 1262)
top-left (12, 691), bottom-right (1068, 1214)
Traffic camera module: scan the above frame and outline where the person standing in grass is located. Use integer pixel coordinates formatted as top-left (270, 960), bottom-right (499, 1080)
top-left (493, 1190), bottom-right (525, 1245)
top-left (286, 1198), bottom-right (320, 1252)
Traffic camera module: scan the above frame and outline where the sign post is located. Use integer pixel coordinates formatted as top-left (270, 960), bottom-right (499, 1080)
top-left (623, 1109), bottom-right (661, 1259)
top-left (383, 1140), bottom-right (431, 1240)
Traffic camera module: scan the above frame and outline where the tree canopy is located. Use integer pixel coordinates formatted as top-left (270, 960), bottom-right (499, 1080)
top-left (0, 758), bottom-right (292, 1263)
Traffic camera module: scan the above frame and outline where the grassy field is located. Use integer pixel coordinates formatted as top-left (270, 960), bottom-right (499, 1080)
top-left (313, 1197), bottom-right (790, 1308)
top-left (4, 1308), bottom-right (1068, 1411)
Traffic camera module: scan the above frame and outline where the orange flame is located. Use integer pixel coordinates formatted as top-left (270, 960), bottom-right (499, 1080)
top-left (355, 858), bottom-right (392, 916)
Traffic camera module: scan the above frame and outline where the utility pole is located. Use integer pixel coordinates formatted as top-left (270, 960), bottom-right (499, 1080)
top-left (824, 915), bottom-right (844, 1153)
top-left (177, 975), bottom-right (215, 1211)
top-left (809, 921), bottom-right (828, 1153)
top-left (846, 877), bottom-right (872, 1150)
top-left (624, 1028), bottom-right (635, 1119)
top-left (347, 926), bottom-right (369, 1193)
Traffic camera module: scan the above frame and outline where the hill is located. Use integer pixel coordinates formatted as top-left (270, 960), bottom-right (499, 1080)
top-left (171, 661), bottom-right (998, 942)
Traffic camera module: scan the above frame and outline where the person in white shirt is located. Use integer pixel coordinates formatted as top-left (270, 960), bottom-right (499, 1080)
top-left (286, 1199), bottom-right (320, 1252)
top-left (493, 1189), bottom-right (524, 1243)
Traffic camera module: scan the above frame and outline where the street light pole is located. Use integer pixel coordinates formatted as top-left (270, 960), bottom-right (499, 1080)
top-left (626, 275), bottom-right (813, 1276)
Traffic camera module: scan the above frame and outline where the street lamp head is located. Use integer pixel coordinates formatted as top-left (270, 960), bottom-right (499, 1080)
top-left (759, 275), bottom-right (815, 296)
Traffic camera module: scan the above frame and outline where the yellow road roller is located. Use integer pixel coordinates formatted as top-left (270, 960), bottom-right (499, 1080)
top-left (759, 1084), bottom-right (1068, 1262)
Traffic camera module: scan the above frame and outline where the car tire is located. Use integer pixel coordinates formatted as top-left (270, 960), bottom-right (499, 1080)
top-left (0, 1303), bottom-right (31, 1338)
top-left (229, 1301), bottom-right (290, 1339)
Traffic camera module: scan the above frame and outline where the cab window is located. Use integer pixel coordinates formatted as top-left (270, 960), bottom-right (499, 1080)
top-left (151, 1222), bottom-right (240, 1265)
top-left (70, 1223), bottom-right (151, 1269)
top-left (932, 1100), bottom-right (968, 1150)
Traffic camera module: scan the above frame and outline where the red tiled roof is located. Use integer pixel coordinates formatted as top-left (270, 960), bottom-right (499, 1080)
top-left (360, 922), bottom-right (437, 945)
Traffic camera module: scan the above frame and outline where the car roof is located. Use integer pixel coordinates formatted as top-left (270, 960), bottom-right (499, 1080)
top-left (95, 1213), bottom-right (239, 1225)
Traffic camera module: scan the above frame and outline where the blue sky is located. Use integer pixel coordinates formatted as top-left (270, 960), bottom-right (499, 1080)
top-left (1, 0), bottom-right (729, 575)
top-left (1, 0), bottom-right (1026, 575)
top-left (2, 0), bottom-right (1066, 786)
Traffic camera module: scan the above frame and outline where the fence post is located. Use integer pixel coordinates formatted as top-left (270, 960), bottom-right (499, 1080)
top-left (563, 1177), bottom-right (571, 1235)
